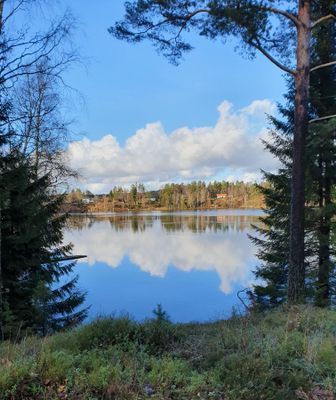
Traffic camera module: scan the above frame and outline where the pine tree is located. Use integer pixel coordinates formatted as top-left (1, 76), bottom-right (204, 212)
top-left (251, 0), bottom-right (336, 307)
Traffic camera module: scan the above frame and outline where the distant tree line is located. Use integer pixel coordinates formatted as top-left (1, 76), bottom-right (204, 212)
top-left (65, 181), bottom-right (265, 212)
top-left (159, 181), bottom-right (263, 210)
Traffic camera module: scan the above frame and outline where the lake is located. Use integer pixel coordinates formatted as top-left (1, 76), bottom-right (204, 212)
top-left (64, 209), bottom-right (263, 323)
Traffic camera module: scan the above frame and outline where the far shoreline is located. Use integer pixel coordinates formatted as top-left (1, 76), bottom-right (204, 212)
top-left (67, 207), bottom-right (265, 216)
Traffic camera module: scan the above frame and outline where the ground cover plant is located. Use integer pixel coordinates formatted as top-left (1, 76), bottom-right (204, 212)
top-left (1, 306), bottom-right (336, 400)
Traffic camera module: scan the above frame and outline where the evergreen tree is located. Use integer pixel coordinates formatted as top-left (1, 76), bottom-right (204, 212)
top-left (308, 0), bottom-right (336, 306)
top-left (251, 0), bottom-right (336, 307)
top-left (250, 96), bottom-right (293, 307)
top-left (0, 153), bottom-right (87, 338)
top-left (0, 1), bottom-right (84, 339)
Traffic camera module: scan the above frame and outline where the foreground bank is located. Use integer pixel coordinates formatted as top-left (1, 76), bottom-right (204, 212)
top-left (1, 306), bottom-right (335, 399)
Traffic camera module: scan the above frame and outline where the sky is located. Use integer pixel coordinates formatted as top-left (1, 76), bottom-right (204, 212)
top-left (49, 1), bottom-right (286, 192)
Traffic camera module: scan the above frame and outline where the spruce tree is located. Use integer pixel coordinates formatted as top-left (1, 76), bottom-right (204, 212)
top-left (0, 153), bottom-right (87, 338)
top-left (250, 96), bottom-right (293, 307)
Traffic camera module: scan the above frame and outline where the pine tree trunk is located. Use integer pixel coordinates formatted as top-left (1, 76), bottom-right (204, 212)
top-left (288, 0), bottom-right (311, 304)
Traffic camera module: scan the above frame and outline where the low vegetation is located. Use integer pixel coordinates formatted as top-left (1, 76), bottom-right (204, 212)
top-left (1, 306), bottom-right (336, 400)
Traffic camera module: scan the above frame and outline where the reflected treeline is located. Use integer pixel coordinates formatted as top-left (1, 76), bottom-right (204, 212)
top-left (67, 214), bottom-right (262, 234)
top-left (160, 214), bottom-right (261, 233)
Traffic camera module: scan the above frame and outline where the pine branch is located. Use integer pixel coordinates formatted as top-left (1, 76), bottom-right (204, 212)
top-left (115, 8), bottom-right (210, 37)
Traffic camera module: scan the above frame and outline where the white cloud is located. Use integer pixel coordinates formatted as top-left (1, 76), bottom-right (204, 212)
top-left (241, 99), bottom-right (276, 116)
top-left (67, 99), bottom-right (278, 192)
top-left (226, 172), bottom-right (262, 183)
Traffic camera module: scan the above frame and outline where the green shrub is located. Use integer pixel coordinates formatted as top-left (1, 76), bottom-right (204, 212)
top-left (138, 319), bottom-right (183, 355)
top-left (2, 307), bottom-right (336, 399)
top-left (41, 350), bottom-right (75, 381)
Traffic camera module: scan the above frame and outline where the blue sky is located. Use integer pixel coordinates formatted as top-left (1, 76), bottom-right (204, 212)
top-left (49, 1), bottom-right (286, 191)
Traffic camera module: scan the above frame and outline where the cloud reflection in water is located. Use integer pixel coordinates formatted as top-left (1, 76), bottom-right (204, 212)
top-left (64, 212), bottom-right (261, 295)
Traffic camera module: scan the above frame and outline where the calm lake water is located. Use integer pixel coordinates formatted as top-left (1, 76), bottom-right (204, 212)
top-left (64, 210), bottom-right (263, 323)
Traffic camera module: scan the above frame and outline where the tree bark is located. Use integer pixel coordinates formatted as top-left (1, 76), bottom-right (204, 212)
top-left (288, 0), bottom-right (311, 304)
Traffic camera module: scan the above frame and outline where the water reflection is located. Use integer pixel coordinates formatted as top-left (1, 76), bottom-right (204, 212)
top-left (67, 212), bottom-right (260, 234)
top-left (64, 211), bottom-right (262, 321)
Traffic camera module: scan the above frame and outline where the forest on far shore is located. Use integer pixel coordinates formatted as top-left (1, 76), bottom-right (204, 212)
top-left (64, 181), bottom-right (265, 212)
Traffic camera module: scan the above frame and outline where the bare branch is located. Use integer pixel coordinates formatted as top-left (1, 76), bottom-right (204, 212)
top-left (237, 288), bottom-right (249, 311)
top-left (1, 0), bottom-right (25, 27)
top-left (310, 60), bottom-right (336, 72)
top-left (309, 114), bottom-right (336, 124)
top-left (311, 14), bottom-right (336, 28)
top-left (251, 39), bottom-right (296, 75)
top-left (261, 6), bottom-right (299, 26)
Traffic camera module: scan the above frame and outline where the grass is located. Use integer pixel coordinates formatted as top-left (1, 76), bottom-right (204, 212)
top-left (1, 306), bottom-right (336, 399)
